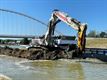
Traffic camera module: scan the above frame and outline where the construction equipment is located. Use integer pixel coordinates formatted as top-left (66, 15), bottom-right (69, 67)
top-left (30, 9), bottom-right (87, 58)
top-left (45, 10), bottom-right (87, 52)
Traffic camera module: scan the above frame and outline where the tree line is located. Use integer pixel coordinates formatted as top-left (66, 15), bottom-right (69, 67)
top-left (87, 30), bottom-right (107, 38)
top-left (0, 38), bottom-right (31, 45)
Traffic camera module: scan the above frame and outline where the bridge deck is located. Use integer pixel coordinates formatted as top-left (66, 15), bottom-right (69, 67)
top-left (0, 35), bottom-right (37, 38)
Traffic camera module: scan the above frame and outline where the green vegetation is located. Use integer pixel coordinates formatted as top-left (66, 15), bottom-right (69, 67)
top-left (87, 30), bottom-right (107, 38)
top-left (0, 39), bottom-right (16, 44)
top-left (20, 38), bottom-right (31, 45)
top-left (0, 38), bottom-right (31, 45)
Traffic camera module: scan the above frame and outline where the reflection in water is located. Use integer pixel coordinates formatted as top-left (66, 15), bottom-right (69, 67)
top-left (22, 60), bottom-right (84, 80)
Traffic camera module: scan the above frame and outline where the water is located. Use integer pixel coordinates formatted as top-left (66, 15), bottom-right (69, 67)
top-left (0, 55), bottom-right (107, 80)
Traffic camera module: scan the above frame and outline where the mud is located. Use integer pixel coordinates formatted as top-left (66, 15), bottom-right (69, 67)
top-left (0, 46), bottom-right (73, 60)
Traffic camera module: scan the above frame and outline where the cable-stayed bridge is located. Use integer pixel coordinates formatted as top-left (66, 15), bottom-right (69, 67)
top-left (0, 34), bottom-right (36, 38)
top-left (0, 8), bottom-right (63, 39)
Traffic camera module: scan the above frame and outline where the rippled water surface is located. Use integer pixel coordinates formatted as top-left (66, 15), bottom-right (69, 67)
top-left (0, 55), bottom-right (107, 80)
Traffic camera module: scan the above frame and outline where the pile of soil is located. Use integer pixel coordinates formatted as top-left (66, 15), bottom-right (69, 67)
top-left (0, 46), bottom-right (74, 60)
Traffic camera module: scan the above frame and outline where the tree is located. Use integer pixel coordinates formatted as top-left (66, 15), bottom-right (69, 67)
top-left (87, 30), bottom-right (96, 37)
top-left (20, 38), bottom-right (30, 45)
top-left (100, 32), bottom-right (106, 38)
top-left (0, 39), bottom-right (1, 43)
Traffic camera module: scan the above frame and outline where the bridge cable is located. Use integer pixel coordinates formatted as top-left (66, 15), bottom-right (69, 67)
top-left (0, 8), bottom-right (63, 35)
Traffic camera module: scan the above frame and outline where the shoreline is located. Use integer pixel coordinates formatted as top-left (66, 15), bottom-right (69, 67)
top-left (0, 46), bottom-right (71, 60)
top-left (0, 54), bottom-right (105, 64)
top-left (0, 42), bottom-right (107, 62)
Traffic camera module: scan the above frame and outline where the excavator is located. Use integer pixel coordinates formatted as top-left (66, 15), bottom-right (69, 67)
top-left (44, 9), bottom-right (87, 53)
top-left (30, 9), bottom-right (87, 58)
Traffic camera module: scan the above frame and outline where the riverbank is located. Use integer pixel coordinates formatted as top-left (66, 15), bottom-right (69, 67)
top-left (0, 46), bottom-right (71, 60)
top-left (86, 38), bottom-right (107, 49)
top-left (0, 38), bottom-right (107, 60)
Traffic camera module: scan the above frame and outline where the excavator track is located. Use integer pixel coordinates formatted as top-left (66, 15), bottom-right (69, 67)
top-left (27, 46), bottom-right (78, 60)
top-left (83, 48), bottom-right (107, 61)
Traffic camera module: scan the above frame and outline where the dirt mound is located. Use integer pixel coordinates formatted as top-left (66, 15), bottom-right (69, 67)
top-left (0, 46), bottom-right (73, 60)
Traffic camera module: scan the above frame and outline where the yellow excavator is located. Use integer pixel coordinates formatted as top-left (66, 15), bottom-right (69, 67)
top-left (44, 9), bottom-right (87, 54)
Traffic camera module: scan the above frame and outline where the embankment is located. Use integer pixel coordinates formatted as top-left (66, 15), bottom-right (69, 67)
top-left (86, 38), bottom-right (107, 48)
top-left (0, 46), bottom-right (71, 60)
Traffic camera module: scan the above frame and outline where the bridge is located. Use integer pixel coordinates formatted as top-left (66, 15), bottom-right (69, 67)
top-left (0, 8), bottom-right (63, 39)
top-left (0, 34), bottom-right (37, 38)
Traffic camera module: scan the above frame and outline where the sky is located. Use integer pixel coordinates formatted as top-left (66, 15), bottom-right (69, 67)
top-left (0, 0), bottom-right (107, 36)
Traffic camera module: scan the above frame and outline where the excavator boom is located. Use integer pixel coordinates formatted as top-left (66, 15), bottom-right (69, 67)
top-left (45, 10), bottom-right (87, 53)
top-left (54, 10), bottom-right (80, 30)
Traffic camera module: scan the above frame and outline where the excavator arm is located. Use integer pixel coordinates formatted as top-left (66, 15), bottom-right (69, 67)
top-left (45, 9), bottom-right (87, 53)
